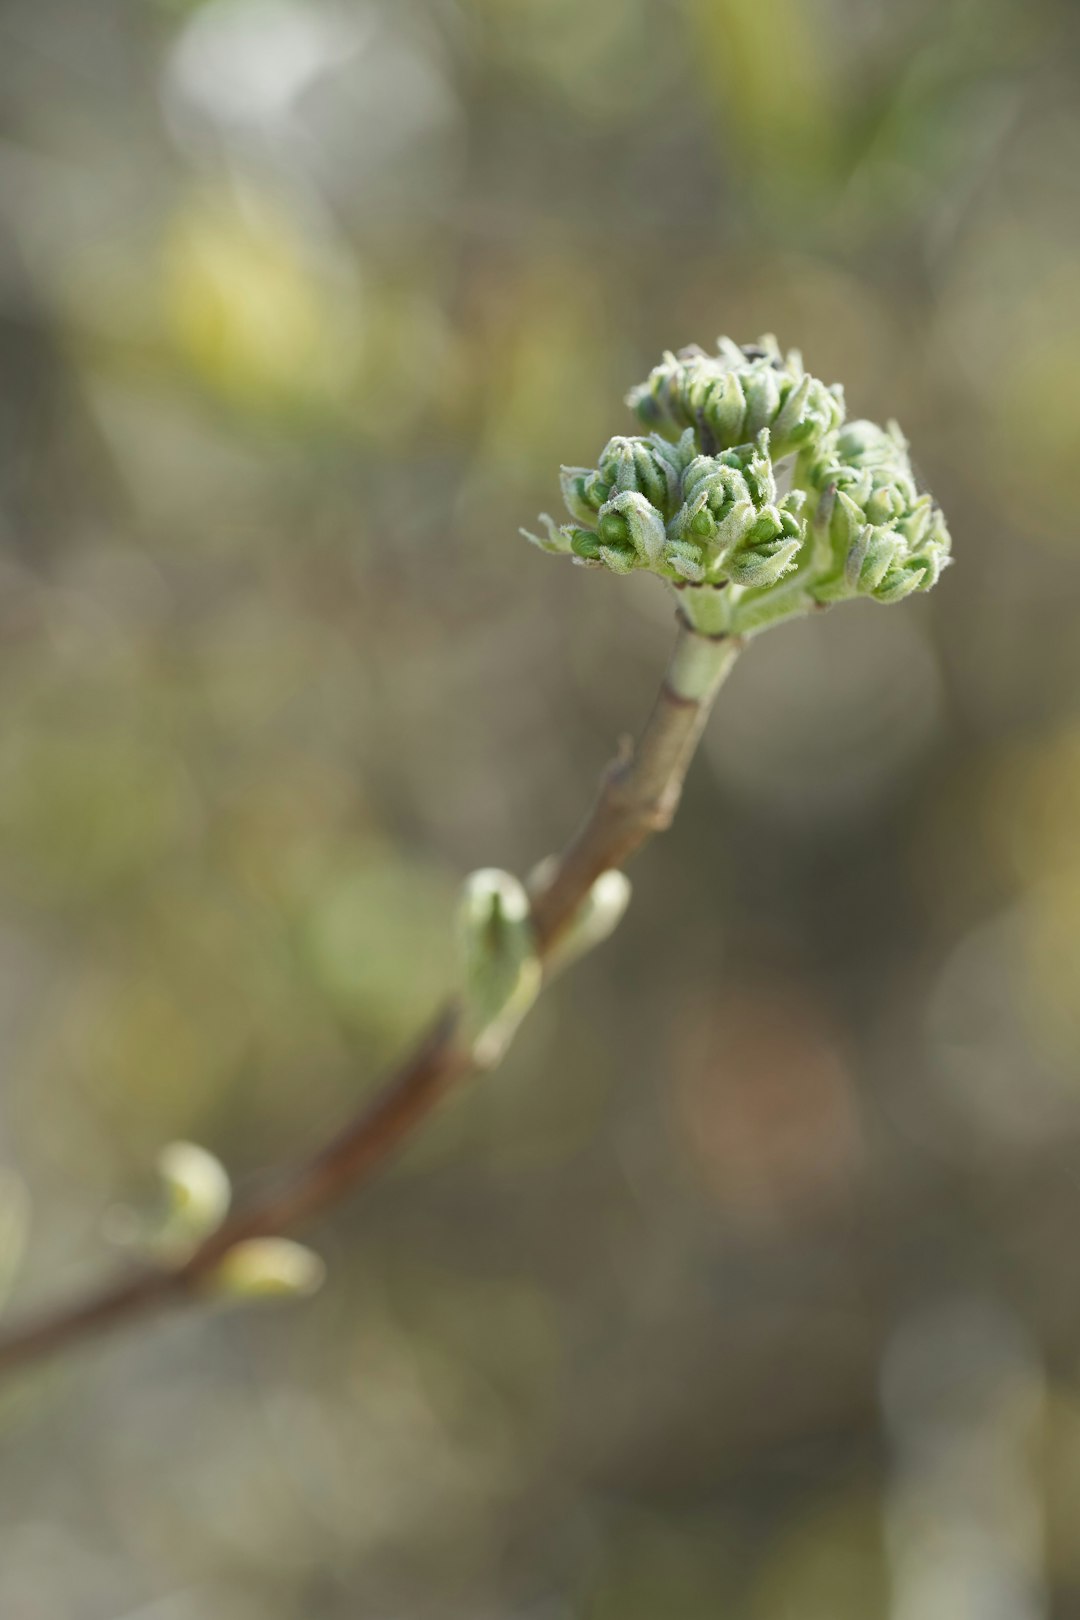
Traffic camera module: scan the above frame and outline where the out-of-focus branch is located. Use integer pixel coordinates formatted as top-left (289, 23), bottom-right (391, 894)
top-left (0, 615), bottom-right (741, 1379)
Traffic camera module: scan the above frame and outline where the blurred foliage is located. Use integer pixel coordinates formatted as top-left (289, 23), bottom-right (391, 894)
top-left (2, 0), bottom-right (1080, 1615)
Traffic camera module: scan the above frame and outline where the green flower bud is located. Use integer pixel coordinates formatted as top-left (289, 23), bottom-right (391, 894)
top-left (598, 510), bottom-right (630, 545)
top-left (873, 561), bottom-right (930, 603)
top-left (770, 371), bottom-right (815, 447)
top-left (596, 436), bottom-right (664, 514)
top-left (569, 528), bottom-right (602, 561)
top-left (699, 370), bottom-right (749, 447)
top-left (742, 365), bottom-right (782, 438)
top-left (727, 494), bottom-right (805, 588)
top-left (598, 539), bottom-right (638, 575)
top-left (845, 526), bottom-right (902, 594)
top-left (834, 417), bottom-right (909, 467)
top-left (601, 491), bottom-right (668, 567)
top-left (865, 485), bottom-right (908, 525)
top-left (830, 488), bottom-right (868, 550)
top-left (666, 538), bottom-right (708, 583)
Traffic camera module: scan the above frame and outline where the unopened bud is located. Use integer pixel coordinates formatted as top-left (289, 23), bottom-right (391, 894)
top-left (457, 869), bottom-right (541, 1066)
top-left (205, 1238), bottom-right (326, 1301)
top-left (158, 1141), bottom-right (231, 1239)
top-left (542, 869), bottom-right (633, 979)
top-left (104, 1140), bottom-right (232, 1262)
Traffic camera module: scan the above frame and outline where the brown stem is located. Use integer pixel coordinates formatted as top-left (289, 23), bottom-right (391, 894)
top-left (0, 615), bottom-right (740, 1378)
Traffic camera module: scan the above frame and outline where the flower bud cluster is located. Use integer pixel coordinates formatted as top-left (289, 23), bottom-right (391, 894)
top-left (627, 335), bottom-right (845, 458)
top-left (525, 427), bottom-right (805, 592)
top-left (807, 419), bottom-right (951, 605)
top-left (523, 335), bottom-right (951, 636)
top-left (666, 435), bottom-right (805, 588)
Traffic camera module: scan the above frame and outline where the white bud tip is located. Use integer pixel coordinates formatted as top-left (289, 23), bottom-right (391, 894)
top-left (157, 1141), bottom-right (232, 1232)
top-left (460, 868), bottom-right (530, 925)
top-left (541, 867), bottom-right (633, 979)
top-left (589, 869), bottom-right (632, 923)
top-left (206, 1238), bottom-right (326, 1301)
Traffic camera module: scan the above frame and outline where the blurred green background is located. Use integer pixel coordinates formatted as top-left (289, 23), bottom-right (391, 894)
top-left (2, 0), bottom-right (1080, 1614)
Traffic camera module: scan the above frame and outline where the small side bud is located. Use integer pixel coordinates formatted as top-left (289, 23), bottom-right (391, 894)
top-left (104, 1140), bottom-right (232, 1262)
top-left (601, 491), bottom-right (667, 567)
top-left (569, 528), bottom-right (603, 561)
top-left (204, 1238), bottom-right (326, 1301)
top-left (543, 870), bottom-right (632, 979)
top-left (158, 1142), bottom-right (231, 1239)
top-left (457, 868), bottom-right (541, 1066)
